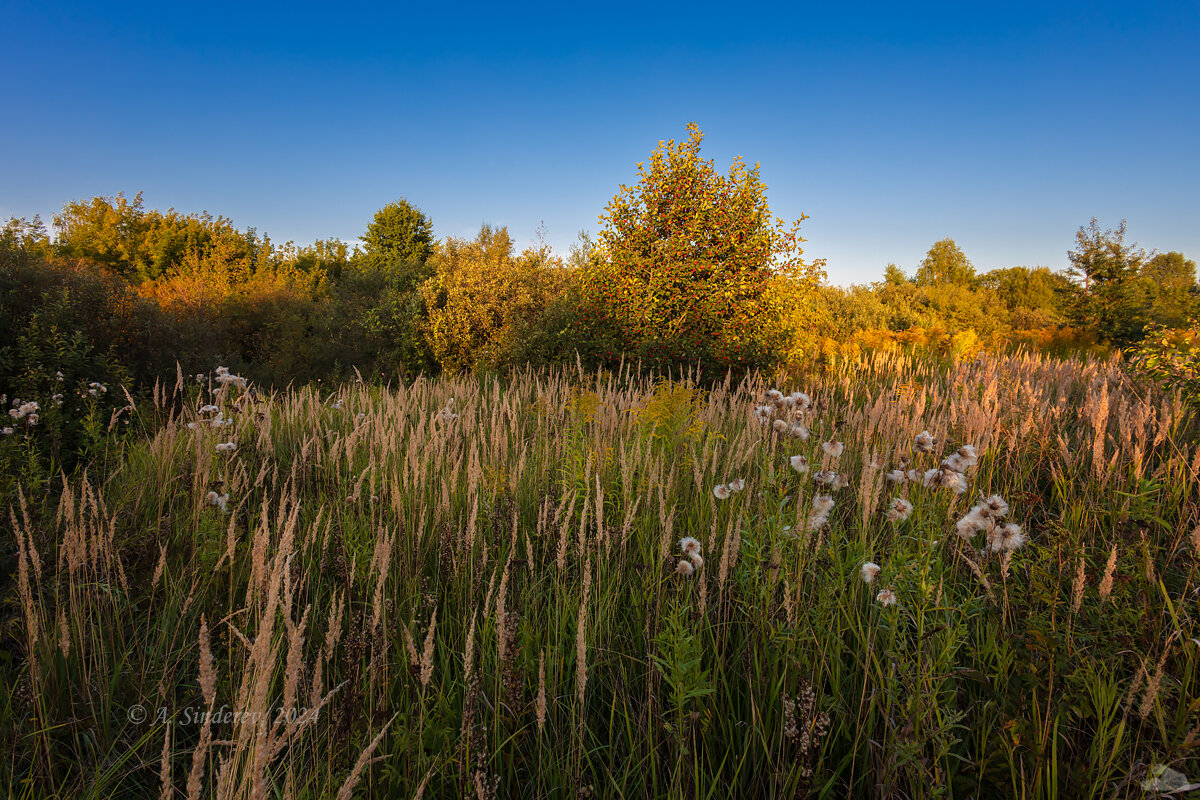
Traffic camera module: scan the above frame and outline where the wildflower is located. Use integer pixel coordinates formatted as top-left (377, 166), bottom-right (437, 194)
top-left (860, 562), bottom-right (881, 583)
top-left (885, 469), bottom-right (907, 483)
top-left (789, 454), bottom-right (809, 474)
top-left (886, 497), bottom-right (914, 523)
top-left (982, 494), bottom-right (1009, 517)
top-left (713, 484), bottom-right (732, 500)
top-left (215, 442), bottom-right (237, 453)
top-left (26, 414), bottom-right (38, 426)
top-left (990, 522), bottom-right (1026, 553)
top-left (941, 453), bottom-right (970, 472)
top-left (914, 430), bottom-right (936, 453)
top-left (811, 494), bottom-right (835, 515)
top-left (205, 491), bottom-right (230, 512)
top-left (676, 559), bottom-right (696, 577)
top-left (728, 478), bottom-right (745, 493)
top-left (955, 513), bottom-right (984, 540)
top-left (876, 588), bottom-right (898, 607)
top-left (679, 536), bottom-right (702, 557)
top-left (821, 441), bottom-right (844, 458)
top-left (923, 468), bottom-right (968, 494)
top-left (788, 422), bottom-right (810, 440)
top-left (213, 366), bottom-right (247, 390)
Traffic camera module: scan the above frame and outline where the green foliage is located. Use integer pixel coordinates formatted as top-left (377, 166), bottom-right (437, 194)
top-left (914, 237), bottom-right (976, 287)
top-left (54, 191), bottom-right (266, 282)
top-left (355, 198), bottom-right (435, 290)
top-left (1064, 219), bottom-right (1152, 345)
top-left (420, 224), bottom-right (571, 372)
top-left (1126, 318), bottom-right (1200, 407)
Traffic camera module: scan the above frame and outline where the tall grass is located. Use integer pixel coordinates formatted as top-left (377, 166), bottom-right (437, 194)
top-left (2, 351), bottom-right (1198, 798)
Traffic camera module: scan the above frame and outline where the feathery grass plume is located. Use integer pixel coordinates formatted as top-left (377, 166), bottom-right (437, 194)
top-left (158, 722), bottom-right (172, 800)
top-left (536, 650), bottom-right (547, 734)
top-left (876, 588), bottom-right (897, 607)
top-left (576, 559), bottom-right (592, 707)
top-left (1099, 544), bottom-right (1118, 601)
top-left (1139, 637), bottom-right (1178, 719)
top-left (1141, 531), bottom-right (1156, 585)
top-left (886, 497), bottom-right (914, 523)
top-left (151, 543), bottom-right (168, 591)
top-left (1072, 556), bottom-right (1087, 612)
top-left (420, 607), bottom-right (438, 688)
top-left (789, 454), bottom-right (809, 474)
top-left (860, 562), bottom-right (881, 583)
top-left (336, 713), bottom-right (399, 800)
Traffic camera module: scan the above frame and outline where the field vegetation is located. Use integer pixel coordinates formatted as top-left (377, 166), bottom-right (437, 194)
top-left (1, 124), bottom-right (1199, 798)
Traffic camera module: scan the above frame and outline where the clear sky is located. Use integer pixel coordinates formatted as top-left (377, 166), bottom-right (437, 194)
top-left (2, 1), bottom-right (1197, 286)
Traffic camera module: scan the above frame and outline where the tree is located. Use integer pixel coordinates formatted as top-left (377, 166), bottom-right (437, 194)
top-left (356, 199), bottom-right (434, 291)
top-left (914, 238), bottom-right (975, 287)
top-left (1065, 219), bottom-right (1149, 345)
top-left (587, 122), bottom-right (822, 372)
top-left (420, 224), bottom-right (569, 372)
top-left (1141, 251), bottom-right (1198, 328)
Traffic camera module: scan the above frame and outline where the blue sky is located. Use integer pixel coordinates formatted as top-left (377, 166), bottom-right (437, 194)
top-left (2, 1), bottom-right (1197, 285)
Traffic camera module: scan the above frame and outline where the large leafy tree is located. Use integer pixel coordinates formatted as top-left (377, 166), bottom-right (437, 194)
top-left (421, 224), bottom-right (569, 372)
top-left (356, 198), bottom-right (434, 291)
top-left (914, 238), bottom-right (975, 287)
top-left (1065, 219), bottom-right (1150, 345)
top-left (586, 123), bottom-right (822, 372)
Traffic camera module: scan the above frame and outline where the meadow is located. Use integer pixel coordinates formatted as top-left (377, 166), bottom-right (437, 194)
top-left (2, 352), bottom-right (1199, 799)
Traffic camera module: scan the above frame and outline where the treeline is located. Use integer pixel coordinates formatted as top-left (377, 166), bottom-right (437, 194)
top-left (2, 126), bottom-right (1197, 400)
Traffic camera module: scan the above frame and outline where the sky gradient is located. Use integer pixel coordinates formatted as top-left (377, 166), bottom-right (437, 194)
top-left (2, 1), bottom-right (1197, 285)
